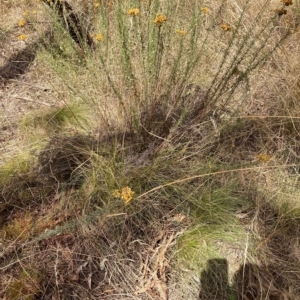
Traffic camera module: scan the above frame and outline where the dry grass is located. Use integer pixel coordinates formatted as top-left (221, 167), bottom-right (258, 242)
top-left (1, 0), bottom-right (300, 299)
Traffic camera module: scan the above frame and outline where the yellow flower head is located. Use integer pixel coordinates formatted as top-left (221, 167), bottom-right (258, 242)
top-left (281, 0), bottom-right (293, 6)
top-left (94, 2), bottom-right (100, 8)
top-left (113, 186), bottom-right (135, 204)
top-left (201, 7), bottom-right (210, 14)
top-left (113, 190), bottom-right (121, 198)
top-left (128, 8), bottom-right (140, 16)
top-left (17, 34), bottom-right (27, 41)
top-left (95, 33), bottom-right (104, 41)
top-left (256, 154), bottom-right (271, 163)
top-left (154, 14), bottom-right (167, 26)
top-left (221, 23), bottom-right (232, 31)
top-left (18, 19), bottom-right (26, 27)
top-left (176, 29), bottom-right (187, 35)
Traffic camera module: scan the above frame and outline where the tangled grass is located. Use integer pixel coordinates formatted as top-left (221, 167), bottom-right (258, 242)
top-left (0, 0), bottom-right (300, 299)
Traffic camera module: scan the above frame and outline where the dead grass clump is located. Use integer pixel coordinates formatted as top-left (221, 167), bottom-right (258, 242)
top-left (232, 189), bottom-right (300, 299)
top-left (255, 205), bottom-right (300, 298)
top-left (232, 262), bottom-right (295, 300)
top-left (215, 118), bottom-right (272, 164)
top-left (0, 172), bottom-right (48, 226)
top-left (17, 198), bottom-right (187, 299)
top-left (139, 84), bottom-right (207, 150)
top-left (215, 114), bottom-right (300, 168)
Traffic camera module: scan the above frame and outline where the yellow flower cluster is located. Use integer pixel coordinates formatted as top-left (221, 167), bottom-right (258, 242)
top-left (256, 154), bottom-right (271, 163)
top-left (18, 34), bottom-right (27, 41)
top-left (154, 14), bottom-right (167, 26)
top-left (128, 8), bottom-right (140, 16)
top-left (23, 9), bottom-right (37, 17)
top-left (90, 33), bottom-right (104, 41)
top-left (176, 29), bottom-right (187, 35)
top-left (95, 33), bottom-right (104, 41)
top-left (201, 7), bottom-right (210, 14)
top-left (94, 1), bottom-right (111, 7)
top-left (221, 23), bottom-right (232, 31)
top-left (113, 186), bottom-right (135, 204)
top-left (18, 19), bottom-right (26, 27)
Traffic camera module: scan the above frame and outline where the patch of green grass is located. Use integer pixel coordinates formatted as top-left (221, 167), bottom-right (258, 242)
top-left (21, 102), bottom-right (91, 134)
top-left (174, 186), bottom-right (249, 267)
top-left (0, 153), bottom-right (34, 187)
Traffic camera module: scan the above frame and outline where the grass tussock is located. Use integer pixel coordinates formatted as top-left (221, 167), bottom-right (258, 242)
top-left (1, 0), bottom-right (300, 299)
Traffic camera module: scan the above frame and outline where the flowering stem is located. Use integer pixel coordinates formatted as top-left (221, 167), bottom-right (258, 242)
top-left (154, 26), bottom-right (164, 90)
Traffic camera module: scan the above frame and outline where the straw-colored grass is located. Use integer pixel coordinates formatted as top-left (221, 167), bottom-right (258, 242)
top-left (0, 0), bottom-right (300, 299)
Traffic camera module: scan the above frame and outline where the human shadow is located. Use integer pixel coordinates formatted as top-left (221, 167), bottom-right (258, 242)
top-left (199, 259), bottom-right (233, 300)
top-left (0, 1), bottom-right (94, 83)
top-left (0, 43), bottom-right (38, 83)
top-left (199, 259), bottom-right (287, 300)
